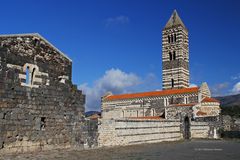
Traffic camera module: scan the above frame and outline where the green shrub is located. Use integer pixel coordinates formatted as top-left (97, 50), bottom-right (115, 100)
top-left (221, 105), bottom-right (240, 118)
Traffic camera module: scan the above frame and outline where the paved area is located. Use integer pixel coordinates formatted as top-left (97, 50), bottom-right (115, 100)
top-left (1, 140), bottom-right (240, 160)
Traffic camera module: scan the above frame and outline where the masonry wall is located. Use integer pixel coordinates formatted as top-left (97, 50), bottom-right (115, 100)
top-left (191, 121), bottom-right (219, 139)
top-left (98, 119), bottom-right (182, 147)
top-left (220, 115), bottom-right (240, 138)
top-left (102, 99), bottom-right (165, 119)
top-left (0, 34), bottom-right (86, 154)
top-left (102, 93), bottom-right (199, 120)
top-left (164, 105), bottom-right (220, 139)
top-left (165, 106), bottom-right (192, 120)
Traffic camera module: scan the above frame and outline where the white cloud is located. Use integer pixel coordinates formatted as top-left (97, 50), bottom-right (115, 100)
top-left (211, 82), bottom-right (229, 96)
top-left (79, 68), bottom-right (161, 111)
top-left (232, 82), bottom-right (240, 94)
top-left (231, 74), bottom-right (240, 80)
top-left (105, 15), bottom-right (130, 27)
top-left (79, 68), bottom-right (141, 111)
top-left (190, 83), bottom-right (198, 87)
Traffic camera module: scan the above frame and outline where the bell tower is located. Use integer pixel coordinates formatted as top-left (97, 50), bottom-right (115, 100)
top-left (162, 10), bottom-right (189, 90)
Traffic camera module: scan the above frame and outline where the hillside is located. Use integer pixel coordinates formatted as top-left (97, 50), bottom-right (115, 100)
top-left (85, 111), bottom-right (101, 117)
top-left (215, 94), bottom-right (240, 118)
top-left (215, 94), bottom-right (240, 107)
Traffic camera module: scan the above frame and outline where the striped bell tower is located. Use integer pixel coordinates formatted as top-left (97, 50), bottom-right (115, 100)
top-left (162, 10), bottom-right (189, 90)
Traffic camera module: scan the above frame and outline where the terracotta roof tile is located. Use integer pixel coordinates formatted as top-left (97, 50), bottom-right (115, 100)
top-left (202, 97), bottom-right (220, 103)
top-left (170, 103), bottom-right (197, 107)
top-left (87, 114), bottom-right (101, 120)
top-left (128, 116), bottom-right (163, 120)
top-left (196, 111), bottom-right (207, 116)
top-left (105, 87), bottom-right (199, 101)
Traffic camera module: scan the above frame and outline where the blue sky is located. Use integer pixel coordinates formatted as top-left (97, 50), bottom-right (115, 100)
top-left (1, 0), bottom-right (240, 111)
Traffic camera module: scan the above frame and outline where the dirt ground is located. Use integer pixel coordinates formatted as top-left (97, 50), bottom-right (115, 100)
top-left (1, 140), bottom-right (240, 160)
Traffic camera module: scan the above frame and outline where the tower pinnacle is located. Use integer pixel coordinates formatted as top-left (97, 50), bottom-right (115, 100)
top-left (164, 10), bottom-right (186, 29)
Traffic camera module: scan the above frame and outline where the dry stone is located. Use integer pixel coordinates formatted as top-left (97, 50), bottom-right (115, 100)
top-left (0, 34), bottom-right (87, 154)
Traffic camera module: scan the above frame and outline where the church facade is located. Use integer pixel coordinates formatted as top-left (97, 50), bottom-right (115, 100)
top-left (98, 10), bottom-right (221, 146)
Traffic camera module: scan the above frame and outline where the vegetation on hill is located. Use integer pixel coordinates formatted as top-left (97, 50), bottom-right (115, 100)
top-left (220, 105), bottom-right (240, 118)
top-left (215, 94), bottom-right (240, 118)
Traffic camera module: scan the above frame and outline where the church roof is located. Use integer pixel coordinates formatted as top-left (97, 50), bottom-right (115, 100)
top-left (170, 103), bottom-right (197, 107)
top-left (104, 87), bottom-right (199, 101)
top-left (164, 10), bottom-right (186, 29)
top-left (201, 97), bottom-right (220, 103)
top-left (128, 116), bottom-right (163, 120)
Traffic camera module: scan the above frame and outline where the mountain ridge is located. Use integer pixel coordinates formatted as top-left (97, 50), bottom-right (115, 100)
top-left (215, 94), bottom-right (240, 107)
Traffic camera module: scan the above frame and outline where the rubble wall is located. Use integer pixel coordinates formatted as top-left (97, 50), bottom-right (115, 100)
top-left (0, 34), bottom-right (86, 153)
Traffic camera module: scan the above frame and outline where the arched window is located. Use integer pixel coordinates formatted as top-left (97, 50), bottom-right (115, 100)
top-left (25, 66), bottom-right (30, 84)
top-left (185, 97), bottom-right (188, 104)
top-left (174, 34), bottom-right (177, 42)
top-left (31, 68), bottom-right (36, 85)
top-left (136, 110), bottom-right (139, 117)
top-left (171, 35), bottom-right (174, 43)
top-left (171, 79), bottom-right (174, 88)
top-left (173, 51), bottom-right (176, 60)
top-left (168, 35), bottom-right (170, 43)
top-left (169, 52), bottom-right (172, 61)
top-left (164, 98), bottom-right (167, 106)
top-left (122, 110), bottom-right (125, 118)
top-left (170, 97), bottom-right (174, 104)
top-left (151, 109), bottom-right (155, 116)
top-left (40, 117), bottom-right (46, 131)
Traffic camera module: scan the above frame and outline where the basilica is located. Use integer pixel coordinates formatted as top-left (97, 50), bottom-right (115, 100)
top-left (98, 10), bottom-right (221, 146)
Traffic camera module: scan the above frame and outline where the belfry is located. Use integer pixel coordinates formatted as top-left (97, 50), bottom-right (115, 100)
top-left (162, 10), bottom-right (189, 90)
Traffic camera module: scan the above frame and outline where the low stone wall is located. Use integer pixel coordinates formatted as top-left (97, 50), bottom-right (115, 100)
top-left (219, 115), bottom-right (240, 139)
top-left (98, 118), bottom-right (220, 147)
top-left (191, 121), bottom-right (211, 138)
top-left (221, 115), bottom-right (240, 131)
top-left (191, 121), bottom-right (219, 139)
top-left (221, 131), bottom-right (240, 138)
top-left (98, 119), bottom-right (182, 147)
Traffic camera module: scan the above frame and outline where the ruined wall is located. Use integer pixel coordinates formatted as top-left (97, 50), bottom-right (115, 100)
top-left (219, 115), bottom-right (240, 138)
top-left (98, 119), bottom-right (182, 147)
top-left (0, 34), bottom-right (86, 153)
top-left (84, 119), bottom-right (99, 148)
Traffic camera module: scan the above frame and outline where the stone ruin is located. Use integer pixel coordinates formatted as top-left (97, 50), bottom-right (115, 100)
top-left (0, 33), bottom-right (86, 153)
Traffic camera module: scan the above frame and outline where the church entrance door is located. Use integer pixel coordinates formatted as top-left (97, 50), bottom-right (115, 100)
top-left (184, 116), bottom-right (190, 139)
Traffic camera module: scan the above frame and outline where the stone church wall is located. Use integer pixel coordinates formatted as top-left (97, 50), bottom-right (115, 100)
top-left (98, 119), bottom-right (182, 147)
top-left (0, 34), bottom-right (86, 154)
top-left (102, 99), bottom-right (165, 119)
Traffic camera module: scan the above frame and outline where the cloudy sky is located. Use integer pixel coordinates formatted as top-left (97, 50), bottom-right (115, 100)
top-left (1, 0), bottom-right (240, 111)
